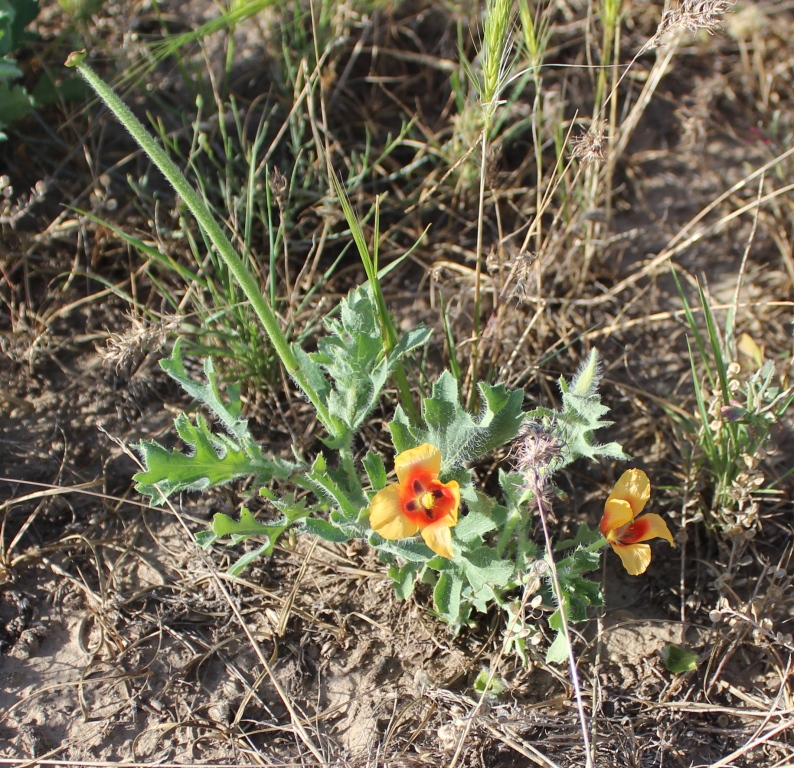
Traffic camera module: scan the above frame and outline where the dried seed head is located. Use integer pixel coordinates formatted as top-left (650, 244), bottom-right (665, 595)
top-left (269, 167), bottom-right (287, 204)
top-left (570, 120), bottom-right (608, 166)
top-left (514, 420), bottom-right (564, 478)
top-left (513, 420), bottom-right (564, 515)
top-left (646, 0), bottom-right (735, 50)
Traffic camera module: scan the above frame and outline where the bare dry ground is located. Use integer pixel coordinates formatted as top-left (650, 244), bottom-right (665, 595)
top-left (1, 0), bottom-right (793, 766)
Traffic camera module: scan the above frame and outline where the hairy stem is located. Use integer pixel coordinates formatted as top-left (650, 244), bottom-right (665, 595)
top-left (72, 57), bottom-right (334, 433)
top-left (535, 492), bottom-right (595, 768)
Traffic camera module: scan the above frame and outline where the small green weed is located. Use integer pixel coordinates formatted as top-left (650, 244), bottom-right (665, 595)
top-left (1, 0), bottom-right (91, 141)
top-left (673, 269), bottom-right (794, 537)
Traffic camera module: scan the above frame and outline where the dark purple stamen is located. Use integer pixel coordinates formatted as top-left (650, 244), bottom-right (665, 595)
top-left (404, 499), bottom-right (419, 512)
top-left (412, 478), bottom-right (424, 494)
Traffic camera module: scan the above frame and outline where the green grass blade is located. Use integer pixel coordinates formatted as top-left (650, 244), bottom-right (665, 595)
top-left (696, 281), bottom-right (731, 404)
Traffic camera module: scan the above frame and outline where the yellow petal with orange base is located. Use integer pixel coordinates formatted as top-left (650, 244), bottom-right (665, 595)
top-left (421, 521), bottom-right (454, 559)
top-left (369, 485), bottom-right (418, 540)
top-left (601, 497), bottom-right (634, 537)
top-left (628, 513), bottom-right (675, 546)
top-left (607, 469), bottom-right (651, 516)
top-left (612, 542), bottom-right (652, 576)
top-left (394, 443), bottom-right (441, 485)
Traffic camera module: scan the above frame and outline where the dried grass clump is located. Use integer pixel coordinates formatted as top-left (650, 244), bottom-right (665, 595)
top-left (98, 313), bottom-right (182, 371)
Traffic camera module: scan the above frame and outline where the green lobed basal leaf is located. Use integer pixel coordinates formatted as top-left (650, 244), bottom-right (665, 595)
top-left (209, 497), bottom-right (312, 571)
top-left (389, 370), bottom-right (525, 470)
top-left (213, 506), bottom-right (284, 540)
top-left (160, 339), bottom-right (250, 441)
top-left (133, 342), bottom-right (298, 505)
top-left (134, 413), bottom-right (262, 506)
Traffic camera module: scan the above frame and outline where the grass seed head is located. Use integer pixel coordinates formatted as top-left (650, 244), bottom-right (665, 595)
top-left (648, 0), bottom-right (735, 49)
top-left (571, 120), bottom-right (608, 166)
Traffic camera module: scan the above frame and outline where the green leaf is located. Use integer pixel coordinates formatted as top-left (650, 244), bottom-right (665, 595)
top-left (454, 507), bottom-right (497, 547)
top-left (662, 644), bottom-right (699, 673)
top-left (370, 535), bottom-right (434, 563)
top-left (212, 507), bottom-right (281, 538)
top-left (0, 80), bottom-right (32, 124)
top-left (301, 517), bottom-right (351, 542)
top-left (462, 547), bottom-right (515, 593)
top-left (134, 413), bottom-right (259, 505)
top-left (434, 570), bottom-right (463, 623)
top-left (227, 542), bottom-right (272, 576)
top-left (301, 454), bottom-right (361, 521)
top-left (0, 57), bottom-right (21, 80)
top-left (160, 339), bottom-right (251, 442)
top-left (362, 450), bottom-right (387, 491)
top-left (555, 523), bottom-right (602, 552)
top-left (134, 342), bottom-right (298, 505)
top-left (528, 349), bottom-right (626, 467)
top-left (571, 348), bottom-right (600, 396)
top-left (473, 669), bottom-right (506, 698)
top-left (546, 632), bottom-right (569, 664)
top-left (388, 561), bottom-right (418, 600)
top-left (194, 530), bottom-right (217, 548)
top-left (313, 286), bottom-right (431, 440)
top-left (388, 371), bottom-right (525, 470)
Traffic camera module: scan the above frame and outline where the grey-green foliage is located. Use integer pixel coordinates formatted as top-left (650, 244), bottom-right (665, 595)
top-left (528, 348), bottom-right (627, 467)
top-left (133, 340), bottom-right (297, 506)
top-left (389, 371), bottom-right (526, 471)
top-left (296, 285), bottom-right (431, 447)
top-left (133, 284), bottom-right (626, 662)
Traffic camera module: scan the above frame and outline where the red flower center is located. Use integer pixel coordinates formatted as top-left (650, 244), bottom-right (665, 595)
top-left (399, 469), bottom-right (457, 526)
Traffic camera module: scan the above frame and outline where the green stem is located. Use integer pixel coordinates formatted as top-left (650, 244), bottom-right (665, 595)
top-left (496, 506), bottom-right (522, 558)
top-left (469, 126), bottom-right (490, 409)
top-left (72, 58), bottom-right (334, 433)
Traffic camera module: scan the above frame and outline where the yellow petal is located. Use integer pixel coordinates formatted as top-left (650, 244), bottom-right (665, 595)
top-left (629, 513), bottom-right (674, 546)
top-left (601, 498), bottom-right (634, 537)
top-left (612, 542), bottom-right (652, 576)
top-left (421, 522), bottom-right (453, 559)
top-left (443, 480), bottom-right (461, 524)
top-left (738, 333), bottom-right (763, 368)
top-left (369, 485), bottom-right (418, 540)
top-left (608, 469), bottom-right (650, 516)
top-left (394, 443), bottom-right (441, 485)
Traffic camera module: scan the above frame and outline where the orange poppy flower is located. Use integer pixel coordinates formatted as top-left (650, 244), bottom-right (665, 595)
top-left (600, 469), bottom-right (674, 576)
top-left (368, 443), bottom-right (460, 559)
